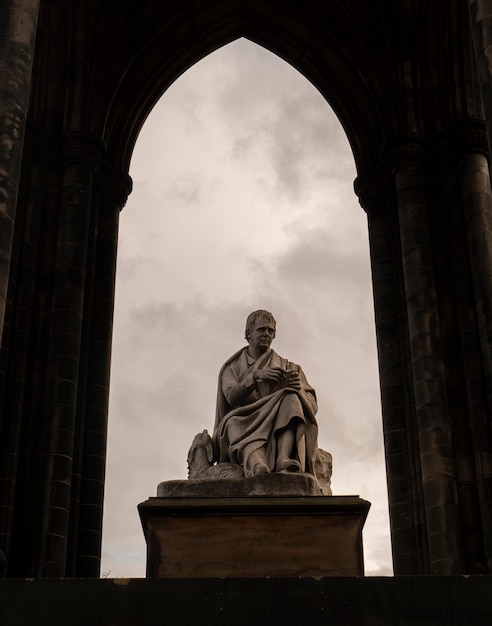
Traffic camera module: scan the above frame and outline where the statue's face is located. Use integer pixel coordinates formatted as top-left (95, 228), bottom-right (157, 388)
top-left (248, 317), bottom-right (276, 354)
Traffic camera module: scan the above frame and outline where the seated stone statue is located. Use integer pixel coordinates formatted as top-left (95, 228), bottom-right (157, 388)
top-left (212, 310), bottom-right (319, 478)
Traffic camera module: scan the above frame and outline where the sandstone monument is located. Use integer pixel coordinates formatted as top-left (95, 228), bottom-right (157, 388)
top-left (140, 310), bottom-right (369, 577)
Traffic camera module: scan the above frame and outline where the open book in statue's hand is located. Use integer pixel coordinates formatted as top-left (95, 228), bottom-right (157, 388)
top-left (256, 368), bottom-right (294, 397)
top-left (270, 368), bottom-right (297, 393)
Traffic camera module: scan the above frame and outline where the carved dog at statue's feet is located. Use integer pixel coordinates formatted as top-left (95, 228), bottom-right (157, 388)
top-left (187, 430), bottom-right (244, 479)
top-left (187, 429), bottom-right (332, 495)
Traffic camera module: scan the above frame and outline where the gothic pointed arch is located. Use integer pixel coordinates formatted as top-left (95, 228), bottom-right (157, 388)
top-left (100, 4), bottom-right (385, 173)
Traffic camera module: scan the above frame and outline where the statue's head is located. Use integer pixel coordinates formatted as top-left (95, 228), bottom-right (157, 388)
top-left (245, 310), bottom-right (276, 341)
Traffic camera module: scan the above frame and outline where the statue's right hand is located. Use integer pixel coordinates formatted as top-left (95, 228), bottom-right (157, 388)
top-left (255, 367), bottom-right (286, 383)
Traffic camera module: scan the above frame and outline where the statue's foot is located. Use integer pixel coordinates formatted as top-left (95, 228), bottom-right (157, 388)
top-left (276, 458), bottom-right (301, 473)
top-left (252, 463), bottom-right (270, 476)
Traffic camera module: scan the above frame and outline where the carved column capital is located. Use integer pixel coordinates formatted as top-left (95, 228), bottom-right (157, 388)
top-left (383, 133), bottom-right (427, 174)
top-left (97, 164), bottom-right (133, 211)
top-left (60, 131), bottom-right (106, 170)
top-left (353, 171), bottom-right (387, 215)
top-left (444, 119), bottom-right (489, 160)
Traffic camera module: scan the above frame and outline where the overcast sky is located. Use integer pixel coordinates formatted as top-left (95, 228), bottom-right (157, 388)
top-left (101, 38), bottom-right (393, 577)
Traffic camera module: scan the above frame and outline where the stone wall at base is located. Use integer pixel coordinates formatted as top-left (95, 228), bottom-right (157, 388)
top-left (0, 577), bottom-right (491, 626)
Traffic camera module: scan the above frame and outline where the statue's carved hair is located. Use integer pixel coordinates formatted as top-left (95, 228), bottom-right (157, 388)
top-left (245, 310), bottom-right (276, 340)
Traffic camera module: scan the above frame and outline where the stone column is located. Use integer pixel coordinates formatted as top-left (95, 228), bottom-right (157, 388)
top-left (0, 0), bottom-right (40, 347)
top-left (455, 122), bottom-right (492, 570)
top-left (387, 135), bottom-right (463, 575)
top-left (76, 165), bottom-right (132, 577)
top-left (34, 132), bottom-right (104, 577)
top-left (355, 171), bottom-right (424, 575)
top-left (0, 132), bottom-right (52, 572)
top-left (467, 0), bottom-right (492, 156)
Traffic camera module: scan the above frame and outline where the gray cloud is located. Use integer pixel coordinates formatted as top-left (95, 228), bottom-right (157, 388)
top-left (215, 40), bottom-right (354, 201)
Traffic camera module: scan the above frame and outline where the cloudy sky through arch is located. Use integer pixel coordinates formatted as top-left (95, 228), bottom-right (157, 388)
top-left (101, 38), bottom-right (393, 577)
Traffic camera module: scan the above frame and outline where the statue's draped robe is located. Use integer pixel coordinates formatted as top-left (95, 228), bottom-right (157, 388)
top-left (212, 347), bottom-right (319, 477)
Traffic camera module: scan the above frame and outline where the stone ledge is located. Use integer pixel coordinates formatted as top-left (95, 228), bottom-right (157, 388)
top-left (142, 494), bottom-right (367, 512)
top-left (1, 577), bottom-right (492, 626)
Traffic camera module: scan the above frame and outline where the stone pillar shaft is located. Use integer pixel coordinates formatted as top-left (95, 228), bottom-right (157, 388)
top-left (391, 141), bottom-right (463, 574)
top-left (355, 173), bottom-right (424, 574)
top-left (459, 149), bottom-right (492, 569)
top-left (460, 152), bottom-right (492, 405)
top-left (0, 0), bottom-right (40, 348)
top-left (76, 166), bottom-right (131, 577)
top-left (467, 0), bottom-right (492, 158)
top-left (34, 133), bottom-right (104, 577)
top-left (0, 148), bottom-right (48, 567)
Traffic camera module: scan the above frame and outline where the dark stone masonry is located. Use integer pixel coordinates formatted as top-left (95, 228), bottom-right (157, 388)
top-left (1, 576), bottom-right (492, 626)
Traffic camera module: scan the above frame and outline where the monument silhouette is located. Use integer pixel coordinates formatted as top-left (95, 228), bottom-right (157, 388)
top-left (1, 1), bottom-right (492, 623)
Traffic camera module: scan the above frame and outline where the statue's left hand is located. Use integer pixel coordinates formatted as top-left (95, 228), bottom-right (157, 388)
top-left (287, 370), bottom-right (301, 390)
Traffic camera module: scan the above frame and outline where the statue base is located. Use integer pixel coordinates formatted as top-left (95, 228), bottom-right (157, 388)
top-left (157, 472), bottom-right (325, 497)
top-left (138, 494), bottom-right (370, 578)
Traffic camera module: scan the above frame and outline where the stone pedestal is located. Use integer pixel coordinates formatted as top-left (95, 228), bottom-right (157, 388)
top-left (138, 495), bottom-right (370, 578)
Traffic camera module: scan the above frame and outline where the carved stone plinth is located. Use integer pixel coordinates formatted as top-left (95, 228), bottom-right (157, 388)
top-left (157, 472), bottom-right (324, 498)
top-left (138, 495), bottom-right (370, 578)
